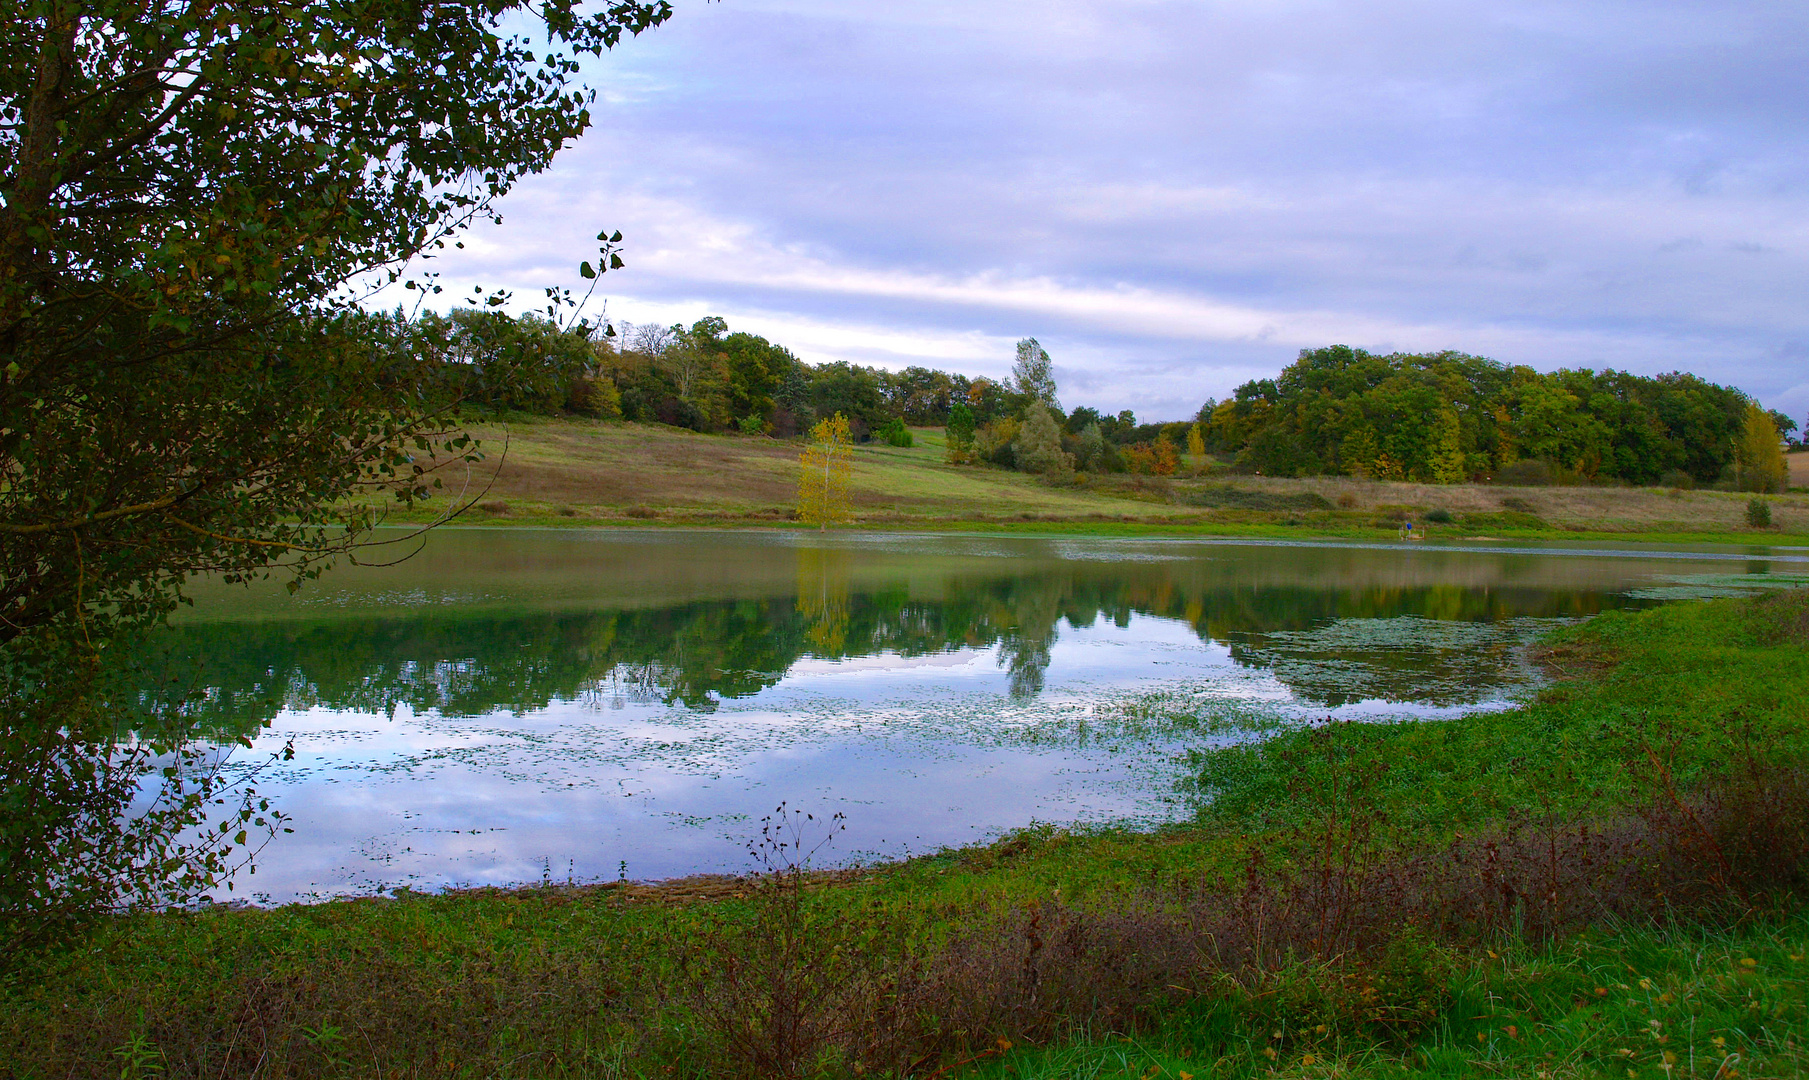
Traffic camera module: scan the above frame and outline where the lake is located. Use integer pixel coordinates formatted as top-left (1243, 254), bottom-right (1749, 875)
top-left (156, 528), bottom-right (1808, 902)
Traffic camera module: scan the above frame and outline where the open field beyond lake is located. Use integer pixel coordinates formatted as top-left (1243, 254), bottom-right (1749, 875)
top-left (367, 418), bottom-right (1809, 542)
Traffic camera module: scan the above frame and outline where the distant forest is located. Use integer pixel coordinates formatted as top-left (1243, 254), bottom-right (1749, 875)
top-left (395, 309), bottom-right (1800, 489)
top-left (1200, 345), bottom-right (1797, 488)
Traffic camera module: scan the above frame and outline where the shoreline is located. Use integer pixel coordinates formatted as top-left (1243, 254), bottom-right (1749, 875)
top-left (346, 509), bottom-right (1809, 550)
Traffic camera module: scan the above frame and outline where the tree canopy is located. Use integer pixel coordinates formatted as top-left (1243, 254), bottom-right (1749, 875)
top-left (2, 0), bottom-right (672, 645)
top-left (1, 0), bottom-right (673, 959)
top-left (1196, 346), bottom-right (1759, 485)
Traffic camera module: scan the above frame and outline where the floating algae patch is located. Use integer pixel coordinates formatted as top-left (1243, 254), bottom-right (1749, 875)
top-left (1625, 571), bottom-right (1809, 602)
top-left (1221, 615), bottom-right (1568, 709)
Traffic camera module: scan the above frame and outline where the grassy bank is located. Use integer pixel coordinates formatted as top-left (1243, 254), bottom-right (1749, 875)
top-left (5, 588), bottom-right (1807, 1078)
top-left (366, 418), bottom-right (1809, 545)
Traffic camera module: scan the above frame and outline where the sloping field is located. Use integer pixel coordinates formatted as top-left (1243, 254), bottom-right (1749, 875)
top-left (370, 417), bottom-right (1809, 538)
top-left (405, 419), bottom-right (1164, 523)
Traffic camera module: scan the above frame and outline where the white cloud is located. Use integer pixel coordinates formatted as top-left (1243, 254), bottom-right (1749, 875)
top-left (407, 0), bottom-right (1809, 416)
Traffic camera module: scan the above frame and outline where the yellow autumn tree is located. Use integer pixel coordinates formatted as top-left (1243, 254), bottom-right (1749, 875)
top-left (1429, 407), bottom-right (1468, 484)
top-left (1339, 427), bottom-right (1379, 479)
top-left (1735, 402), bottom-right (1789, 493)
top-left (798, 413), bottom-right (854, 529)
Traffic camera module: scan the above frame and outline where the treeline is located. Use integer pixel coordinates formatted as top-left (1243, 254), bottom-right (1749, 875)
top-left (1199, 345), bottom-right (1798, 489)
top-left (393, 309), bottom-right (1797, 489)
top-left (395, 309), bottom-right (1195, 471)
top-left (400, 309), bottom-right (1075, 441)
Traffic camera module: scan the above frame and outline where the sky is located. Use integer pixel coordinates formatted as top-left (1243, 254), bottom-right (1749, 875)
top-left (419, 0), bottom-right (1809, 423)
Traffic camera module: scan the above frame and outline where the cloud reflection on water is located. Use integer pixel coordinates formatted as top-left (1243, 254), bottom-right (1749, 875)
top-left (145, 530), bottom-right (1778, 901)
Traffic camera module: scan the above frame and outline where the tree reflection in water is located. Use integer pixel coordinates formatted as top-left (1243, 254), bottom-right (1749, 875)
top-left (131, 547), bottom-right (1639, 742)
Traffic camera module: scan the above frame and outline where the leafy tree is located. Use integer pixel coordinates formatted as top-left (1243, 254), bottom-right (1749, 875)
top-left (721, 331), bottom-right (792, 423)
top-left (1011, 338), bottom-right (1060, 412)
top-left (1, 0), bottom-right (672, 959)
top-left (797, 414), bottom-right (854, 529)
top-left (1153, 432), bottom-right (1181, 476)
top-left (973, 416), bottom-right (1021, 468)
top-left (1428, 407), bottom-right (1468, 484)
top-left (1735, 403), bottom-right (1789, 493)
top-left (809, 362), bottom-right (888, 438)
top-left (1186, 423), bottom-right (1207, 463)
top-left (1074, 422), bottom-right (1108, 472)
top-left (1065, 406), bottom-right (1103, 435)
top-left (945, 401), bottom-right (977, 464)
top-left (429, 309), bottom-right (600, 415)
top-left (1340, 427), bottom-right (1379, 479)
top-left (1199, 345), bottom-right (1759, 486)
top-left (963, 377), bottom-right (1013, 424)
top-left (1012, 404), bottom-right (1072, 475)
top-left (887, 366), bottom-right (961, 423)
top-left (878, 417), bottom-right (914, 447)
top-left (660, 317), bottom-right (729, 418)
top-left (2, 0), bottom-right (669, 643)
top-left (773, 366), bottom-right (817, 434)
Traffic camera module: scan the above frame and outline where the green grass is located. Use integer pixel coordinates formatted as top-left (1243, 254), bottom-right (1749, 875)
top-left (1187, 587), bottom-right (1809, 846)
top-left (963, 918), bottom-right (1808, 1080)
top-left (5, 590), bottom-right (1807, 1078)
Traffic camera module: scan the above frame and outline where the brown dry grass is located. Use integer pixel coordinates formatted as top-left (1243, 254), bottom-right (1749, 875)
top-left (424, 418), bottom-right (1163, 523)
top-left (1200, 472), bottom-right (1809, 534)
top-left (376, 417), bottom-right (1809, 535)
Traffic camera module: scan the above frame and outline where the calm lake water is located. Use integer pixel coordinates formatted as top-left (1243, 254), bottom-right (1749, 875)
top-left (156, 528), bottom-right (1808, 902)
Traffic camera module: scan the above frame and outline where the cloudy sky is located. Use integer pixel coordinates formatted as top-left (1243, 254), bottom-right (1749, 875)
top-left (425, 0), bottom-right (1809, 423)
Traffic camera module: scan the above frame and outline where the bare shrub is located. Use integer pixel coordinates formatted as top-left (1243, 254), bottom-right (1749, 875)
top-left (671, 806), bottom-right (906, 1079)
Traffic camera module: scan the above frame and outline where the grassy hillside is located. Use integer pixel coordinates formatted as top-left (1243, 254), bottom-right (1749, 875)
top-left (7, 589), bottom-right (1807, 1078)
top-left (369, 417), bottom-right (1809, 541)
